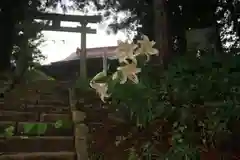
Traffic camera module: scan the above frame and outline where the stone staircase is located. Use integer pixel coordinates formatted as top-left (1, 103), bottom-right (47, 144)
top-left (0, 81), bottom-right (76, 160)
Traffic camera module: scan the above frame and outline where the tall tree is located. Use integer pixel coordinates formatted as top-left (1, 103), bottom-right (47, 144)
top-left (2, 0), bottom-right (240, 73)
top-left (86, 0), bottom-right (240, 54)
top-left (0, 0), bottom-right (65, 72)
top-left (0, 0), bottom-right (41, 72)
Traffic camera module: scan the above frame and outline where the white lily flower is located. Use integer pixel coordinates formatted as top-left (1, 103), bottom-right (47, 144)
top-left (116, 63), bottom-right (141, 84)
top-left (114, 40), bottom-right (138, 64)
top-left (90, 81), bottom-right (110, 102)
top-left (136, 35), bottom-right (159, 62)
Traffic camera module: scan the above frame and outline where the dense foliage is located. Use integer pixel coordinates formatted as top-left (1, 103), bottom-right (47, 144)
top-left (89, 35), bottom-right (240, 158)
top-left (154, 53), bottom-right (240, 158)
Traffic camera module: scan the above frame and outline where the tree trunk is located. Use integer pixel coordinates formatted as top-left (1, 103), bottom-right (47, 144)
top-left (153, 0), bottom-right (171, 66)
top-left (0, 0), bottom-right (28, 72)
top-left (0, 11), bottom-right (14, 72)
top-left (214, 23), bottom-right (223, 53)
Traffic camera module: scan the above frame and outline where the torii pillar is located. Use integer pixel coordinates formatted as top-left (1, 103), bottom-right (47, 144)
top-left (80, 22), bottom-right (87, 80)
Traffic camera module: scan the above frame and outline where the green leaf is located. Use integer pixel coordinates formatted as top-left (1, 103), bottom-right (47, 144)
top-left (23, 123), bottom-right (48, 135)
top-left (4, 126), bottom-right (15, 136)
top-left (91, 70), bottom-right (107, 82)
top-left (37, 123), bottom-right (47, 134)
top-left (54, 120), bottom-right (63, 129)
top-left (23, 123), bottom-right (35, 134)
top-left (128, 148), bottom-right (138, 160)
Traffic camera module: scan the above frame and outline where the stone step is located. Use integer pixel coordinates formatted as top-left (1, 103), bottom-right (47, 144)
top-left (0, 111), bottom-right (38, 121)
top-left (40, 113), bottom-right (71, 122)
top-left (0, 111), bottom-right (71, 122)
top-left (0, 121), bottom-right (73, 136)
top-left (2, 81), bottom-right (68, 93)
top-left (0, 104), bottom-right (70, 113)
top-left (3, 99), bottom-right (69, 106)
top-left (38, 95), bottom-right (69, 100)
top-left (0, 136), bottom-right (75, 152)
top-left (35, 99), bottom-right (69, 106)
top-left (18, 80), bottom-right (71, 90)
top-left (0, 152), bottom-right (76, 160)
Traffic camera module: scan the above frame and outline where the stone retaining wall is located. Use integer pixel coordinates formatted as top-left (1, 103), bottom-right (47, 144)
top-left (0, 81), bottom-right (78, 160)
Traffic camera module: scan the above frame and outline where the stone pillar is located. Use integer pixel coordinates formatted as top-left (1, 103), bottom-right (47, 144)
top-left (69, 88), bottom-right (89, 160)
top-left (72, 110), bottom-right (88, 160)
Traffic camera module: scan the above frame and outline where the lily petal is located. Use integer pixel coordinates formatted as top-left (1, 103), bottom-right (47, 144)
top-left (128, 74), bottom-right (139, 84)
top-left (120, 75), bottom-right (128, 84)
top-left (112, 71), bottom-right (119, 80)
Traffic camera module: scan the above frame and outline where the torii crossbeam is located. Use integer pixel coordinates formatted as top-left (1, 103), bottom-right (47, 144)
top-left (26, 11), bottom-right (102, 80)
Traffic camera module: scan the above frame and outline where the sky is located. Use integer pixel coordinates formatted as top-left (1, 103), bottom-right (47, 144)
top-left (39, 4), bottom-right (130, 64)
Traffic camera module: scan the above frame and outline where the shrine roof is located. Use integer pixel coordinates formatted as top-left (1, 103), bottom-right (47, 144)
top-left (58, 46), bottom-right (117, 62)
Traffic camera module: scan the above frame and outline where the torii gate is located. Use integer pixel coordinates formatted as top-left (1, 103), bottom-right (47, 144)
top-left (25, 11), bottom-right (102, 80)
